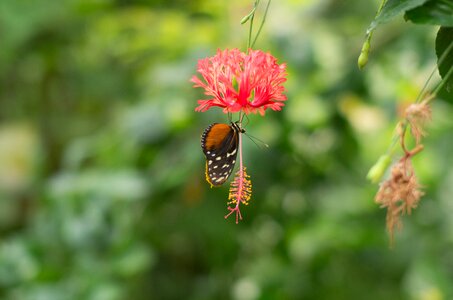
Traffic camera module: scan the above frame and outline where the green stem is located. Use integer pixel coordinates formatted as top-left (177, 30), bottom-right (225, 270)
top-left (433, 63), bottom-right (453, 95)
top-left (385, 40), bottom-right (453, 156)
top-left (416, 39), bottom-right (453, 103)
top-left (432, 42), bottom-right (453, 96)
top-left (247, 0), bottom-right (259, 50)
top-left (251, 0), bottom-right (271, 49)
top-left (367, 0), bottom-right (387, 35)
top-left (359, 0), bottom-right (388, 69)
top-left (384, 61), bottom-right (453, 159)
top-left (377, 0), bottom-right (388, 15)
top-left (386, 122), bottom-right (407, 156)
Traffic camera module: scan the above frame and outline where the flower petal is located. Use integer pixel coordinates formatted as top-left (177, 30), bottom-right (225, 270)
top-left (192, 49), bottom-right (287, 114)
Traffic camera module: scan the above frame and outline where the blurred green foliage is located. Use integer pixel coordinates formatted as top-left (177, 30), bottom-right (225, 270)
top-left (1, 0), bottom-right (453, 299)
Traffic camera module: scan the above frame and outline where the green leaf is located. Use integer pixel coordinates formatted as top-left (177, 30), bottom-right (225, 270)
top-left (405, 0), bottom-right (453, 25)
top-left (368, 0), bottom-right (429, 32)
top-left (435, 27), bottom-right (453, 94)
top-left (437, 83), bottom-right (453, 102)
top-left (360, 0), bottom-right (429, 67)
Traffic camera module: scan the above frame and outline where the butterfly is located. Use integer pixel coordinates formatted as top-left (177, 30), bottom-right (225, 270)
top-left (201, 122), bottom-right (244, 187)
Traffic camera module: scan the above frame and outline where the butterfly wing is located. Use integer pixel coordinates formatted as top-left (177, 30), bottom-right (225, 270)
top-left (201, 123), bottom-right (239, 186)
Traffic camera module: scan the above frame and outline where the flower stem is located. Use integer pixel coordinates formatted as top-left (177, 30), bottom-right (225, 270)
top-left (225, 114), bottom-right (254, 223)
top-left (369, 0), bottom-right (387, 34)
top-left (251, 0), bottom-right (271, 49)
top-left (383, 39), bottom-right (453, 159)
top-left (224, 122), bottom-right (244, 223)
top-left (432, 57), bottom-right (453, 96)
top-left (247, 0), bottom-right (259, 50)
top-left (384, 122), bottom-right (406, 159)
top-left (359, 0), bottom-right (387, 69)
top-left (236, 128), bottom-right (245, 222)
top-left (416, 39), bottom-right (453, 103)
top-left (245, 0), bottom-right (271, 50)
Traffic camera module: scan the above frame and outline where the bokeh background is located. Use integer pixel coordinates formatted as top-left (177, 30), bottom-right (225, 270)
top-left (1, 0), bottom-right (453, 299)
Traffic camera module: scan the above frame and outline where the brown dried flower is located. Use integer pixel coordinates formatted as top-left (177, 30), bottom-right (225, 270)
top-left (404, 98), bottom-right (432, 145)
top-left (372, 93), bottom-right (434, 246)
top-left (375, 159), bottom-right (424, 245)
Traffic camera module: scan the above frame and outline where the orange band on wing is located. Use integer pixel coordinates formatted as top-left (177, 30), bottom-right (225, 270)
top-left (204, 124), bottom-right (232, 150)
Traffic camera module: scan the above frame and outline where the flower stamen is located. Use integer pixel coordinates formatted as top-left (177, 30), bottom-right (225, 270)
top-left (192, 49), bottom-right (287, 116)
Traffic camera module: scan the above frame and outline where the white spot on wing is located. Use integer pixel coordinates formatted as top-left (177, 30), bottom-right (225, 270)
top-left (213, 165), bottom-right (218, 169)
top-left (216, 176), bottom-right (225, 182)
top-left (222, 164), bottom-right (229, 169)
top-left (216, 156), bottom-right (222, 161)
top-left (208, 160), bottom-right (212, 165)
top-left (227, 149), bottom-right (237, 157)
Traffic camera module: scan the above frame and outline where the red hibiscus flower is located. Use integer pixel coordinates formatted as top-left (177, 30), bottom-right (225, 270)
top-left (191, 49), bottom-right (287, 115)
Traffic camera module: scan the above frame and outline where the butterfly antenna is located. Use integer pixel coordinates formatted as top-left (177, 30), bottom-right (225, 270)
top-left (243, 115), bottom-right (250, 128)
top-left (244, 133), bottom-right (269, 149)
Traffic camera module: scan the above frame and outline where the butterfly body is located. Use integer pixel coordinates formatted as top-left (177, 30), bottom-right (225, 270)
top-left (201, 122), bottom-right (243, 186)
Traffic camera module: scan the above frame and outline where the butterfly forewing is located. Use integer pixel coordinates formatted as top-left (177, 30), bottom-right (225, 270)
top-left (201, 123), bottom-right (239, 186)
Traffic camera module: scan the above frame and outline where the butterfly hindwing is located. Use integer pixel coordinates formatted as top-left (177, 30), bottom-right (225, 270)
top-left (201, 123), bottom-right (240, 186)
